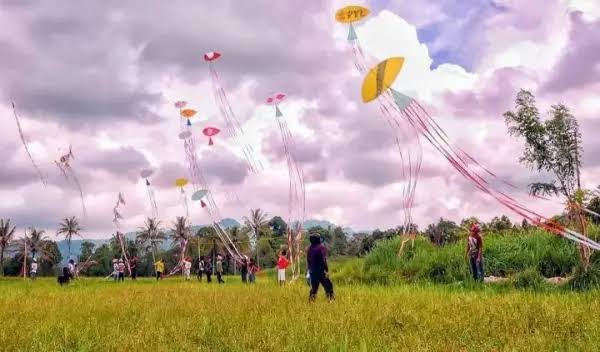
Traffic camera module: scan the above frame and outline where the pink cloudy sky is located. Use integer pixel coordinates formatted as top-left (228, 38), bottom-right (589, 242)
top-left (1, 0), bottom-right (599, 238)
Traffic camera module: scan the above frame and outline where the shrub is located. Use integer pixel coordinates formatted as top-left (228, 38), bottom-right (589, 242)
top-left (569, 263), bottom-right (600, 292)
top-left (512, 268), bottom-right (548, 291)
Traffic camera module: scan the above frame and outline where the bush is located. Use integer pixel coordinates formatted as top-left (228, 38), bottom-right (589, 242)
top-left (362, 229), bottom-right (585, 288)
top-left (569, 264), bottom-right (600, 292)
top-left (512, 268), bottom-right (548, 291)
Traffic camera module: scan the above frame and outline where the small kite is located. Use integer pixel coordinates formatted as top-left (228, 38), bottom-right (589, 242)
top-left (55, 145), bottom-right (86, 217)
top-left (202, 126), bottom-right (220, 146)
top-left (175, 177), bottom-right (190, 218)
top-left (11, 102), bottom-right (46, 186)
top-left (267, 92), bottom-right (306, 280)
top-left (360, 57), bottom-right (600, 251)
top-left (204, 51), bottom-right (261, 173)
top-left (140, 168), bottom-right (159, 219)
top-left (335, 5), bottom-right (370, 73)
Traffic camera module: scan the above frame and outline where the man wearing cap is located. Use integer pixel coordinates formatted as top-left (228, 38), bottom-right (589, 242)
top-left (306, 233), bottom-right (334, 302)
top-left (466, 223), bottom-right (484, 282)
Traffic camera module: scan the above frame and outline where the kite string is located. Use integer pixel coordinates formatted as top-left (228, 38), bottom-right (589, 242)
top-left (11, 102), bottom-right (46, 186)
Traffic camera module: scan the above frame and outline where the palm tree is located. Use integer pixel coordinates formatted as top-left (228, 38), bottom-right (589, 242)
top-left (170, 217), bottom-right (191, 267)
top-left (243, 208), bottom-right (269, 244)
top-left (14, 228), bottom-right (55, 263)
top-left (0, 219), bottom-right (17, 276)
top-left (56, 216), bottom-right (82, 259)
top-left (229, 226), bottom-right (251, 254)
top-left (243, 209), bottom-right (269, 267)
top-left (136, 217), bottom-right (166, 266)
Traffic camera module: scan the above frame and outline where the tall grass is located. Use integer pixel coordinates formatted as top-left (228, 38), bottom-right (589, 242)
top-left (1, 277), bottom-right (600, 351)
top-left (336, 229), bottom-right (586, 287)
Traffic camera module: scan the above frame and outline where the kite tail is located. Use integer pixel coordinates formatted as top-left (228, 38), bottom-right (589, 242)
top-left (389, 94), bottom-right (600, 250)
top-left (66, 167), bottom-right (86, 217)
top-left (11, 102), bottom-right (46, 187)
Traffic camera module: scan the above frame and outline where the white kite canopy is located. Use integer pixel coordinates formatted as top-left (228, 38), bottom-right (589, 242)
top-left (140, 169), bottom-right (154, 178)
top-left (191, 189), bottom-right (208, 201)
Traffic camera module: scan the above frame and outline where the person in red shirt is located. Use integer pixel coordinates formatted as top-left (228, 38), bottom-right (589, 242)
top-left (277, 250), bottom-right (289, 286)
top-left (465, 223), bottom-right (484, 282)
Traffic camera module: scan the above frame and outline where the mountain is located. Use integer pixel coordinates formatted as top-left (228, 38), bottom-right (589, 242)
top-left (303, 219), bottom-right (336, 230)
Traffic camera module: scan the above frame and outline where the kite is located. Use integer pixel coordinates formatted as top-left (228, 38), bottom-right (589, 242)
top-left (140, 168), bottom-right (159, 219)
top-left (172, 101), bottom-right (245, 262)
top-left (55, 145), bottom-right (86, 217)
top-left (335, 5), bottom-right (370, 73)
top-left (360, 57), bottom-right (600, 251)
top-left (203, 126), bottom-right (220, 146)
top-left (267, 92), bottom-right (306, 280)
top-left (11, 102), bottom-right (46, 186)
top-left (175, 177), bottom-right (190, 219)
top-left (204, 51), bottom-right (261, 173)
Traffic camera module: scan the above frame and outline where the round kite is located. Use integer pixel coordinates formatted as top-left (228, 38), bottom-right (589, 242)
top-left (191, 189), bottom-right (208, 201)
top-left (204, 51), bottom-right (221, 62)
top-left (181, 109), bottom-right (197, 118)
top-left (361, 57), bottom-right (405, 103)
top-left (174, 101), bottom-right (187, 109)
top-left (140, 169), bottom-right (154, 178)
top-left (175, 178), bottom-right (189, 188)
top-left (203, 127), bottom-right (220, 145)
top-left (335, 5), bottom-right (370, 23)
top-left (178, 130), bottom-right (192, 140)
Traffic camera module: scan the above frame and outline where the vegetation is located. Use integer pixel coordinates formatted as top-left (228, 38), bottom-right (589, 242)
top-left (1, 277), bottom-right (600, 351)
top-left (0, 218), bottom-right (16, 276)
top-left (56, 216), bottom-right (82, 260)
top-left (504, 90), bottom-right (591, 267)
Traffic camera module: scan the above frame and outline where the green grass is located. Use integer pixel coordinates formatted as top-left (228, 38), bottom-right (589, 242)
top-left (351, 230), bottom-right (587, 287)
top-left (2, 277), bottom-right (600, 351)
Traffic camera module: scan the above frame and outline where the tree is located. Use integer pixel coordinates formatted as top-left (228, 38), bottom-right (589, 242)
top-left (136, 218), bottom-right (166, 265)
top-left (426, 218), bottom-right (460, 246)
top-left (80, 241), bottom-right (95, 260)
top-left (488, 215), bottom-right (513, 232)
top-left (268, 216), bottom-right (288, 237)
top-left (169, 217), bottom-right (191, 267)
top-left (13, 228), bottom-right (57, 276)
top-left (504, 90), bottom-right (590, 267)
top-left (56, 216), bottom-right (82, 259)
top-left (330, 226), bottom-right (348, 256)
top-left (243, 208), bottom-right (269, 243)
top-left (0, 219), bottom-right (17, 276)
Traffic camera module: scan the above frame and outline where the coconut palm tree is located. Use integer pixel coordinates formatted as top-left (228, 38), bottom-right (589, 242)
top-left (136, 217), bottom-right (166, 265)
top-left (13, 228), bottom-right (55, 263)
top-left (56, 216), bottom-right (82, 259)
top-left (169, 217), bottom-right (191, 267)
top-left (0, 219), bottom-right (17, 276)
top-left (243, 208), bottom-right (269, 243)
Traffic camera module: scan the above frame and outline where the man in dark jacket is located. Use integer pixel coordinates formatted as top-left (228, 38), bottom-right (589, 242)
top-left (307, 233), bottom-right (334, 302)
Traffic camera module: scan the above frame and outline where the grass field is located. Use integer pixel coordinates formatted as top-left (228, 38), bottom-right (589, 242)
top-left (1, 276), bottom-right (600, 351)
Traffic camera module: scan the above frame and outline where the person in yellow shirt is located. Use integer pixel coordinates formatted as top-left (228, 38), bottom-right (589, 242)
top-left (154, 258), bottom-right (165, 281)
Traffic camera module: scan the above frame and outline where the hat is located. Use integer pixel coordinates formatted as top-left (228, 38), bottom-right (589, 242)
top-left (118, 259), bottom-right (123, 263)
top-left (112, 259), bottom-right (118, 263)
top-left (33, 258), bottom-right (37, 262)
top-left (470, 223), bottom-right (481, 233)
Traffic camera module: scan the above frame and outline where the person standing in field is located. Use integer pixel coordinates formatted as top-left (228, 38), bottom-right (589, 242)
top-left (154, 258), bottom-right (165, 281)
top-left (204, 257), bottom-right (213, 283)
top-left (216, 255), bottom-right (225, 284)
top-left (30, 258), bottom-right (38, 280)
top-left (67, 259), bottom-right (76, 279)
top-left (466, 223), bottom-right (484, 282)
top-left (248, 258), bottom-right (258, 284)
top-left (307, 233), bottom-right (334, 301)
top-left (57, 267), bottom-right (71, 286)
top-left (117, 259), bottom-right (126, 281)
top-left (277, 251), bottom-right (289, 286)
top-left (240, 256), bottom-right (248, 283)
top-left (130, 256), bottom-right (138, 280)
top-left (197, 256), bottom-right (205, 282)
top-left (183, 257), bottom-right (192, 281)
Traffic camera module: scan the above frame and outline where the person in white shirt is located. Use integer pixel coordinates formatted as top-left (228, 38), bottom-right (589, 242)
top-left (67, 259), bottom-right (75, 279)
top-left (183, 257), bottom-right (192, 281)
top-left (30, 258), bottom-right (38, 279)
